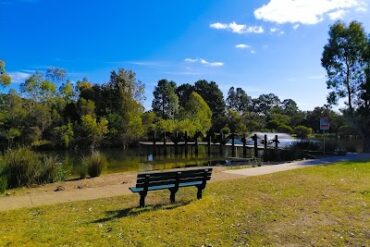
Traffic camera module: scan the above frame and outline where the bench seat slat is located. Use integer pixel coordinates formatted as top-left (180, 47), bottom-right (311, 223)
top-left (135, 175), bottom-right (211, 188)
top-left (136, 169), bottom-right (212, 180)
top-left (129, 181), bottom-right (203, 193)
top-left (136, 172), bottom-right (212, 183)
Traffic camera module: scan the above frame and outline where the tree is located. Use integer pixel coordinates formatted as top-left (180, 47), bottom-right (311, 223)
top-left (226, 87), bottom-right (251, 113)
top-left (182, 92), bottom-right (212, 136)
top-left (0, 60), bottom-right (11, 87)
top-left (108, 69), bottom-right (145, 147)
top-left (176, 83), bottom-right (194, 108)
top-left (21, 72), bottom-right (56, 103)
top-left (281, 99), bottom-right (299, 115)
top-left (152, 79), bottom-right (178, 119)
top-left (46, 67), bottom-right (66, 85)
top-left (321, 21), bottom-right (368, 112)
top-left (194, 80), bottom-right (225, 131)
top-left (79, 115), bottom-right (108, 148)
top-left (252, 93), bottom-right (280, 115)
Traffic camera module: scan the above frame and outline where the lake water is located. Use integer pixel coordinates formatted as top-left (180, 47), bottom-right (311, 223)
top-left (45, 145), bottom-right (252, 175)
top-left (43, 135), bottom-right (364, 175)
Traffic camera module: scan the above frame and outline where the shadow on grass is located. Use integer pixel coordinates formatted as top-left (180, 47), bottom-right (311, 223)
top-left (92, 200), bottom-right (192, 223)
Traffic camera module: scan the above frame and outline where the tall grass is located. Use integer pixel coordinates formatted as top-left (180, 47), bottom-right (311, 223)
top-left (0, 147), bottom-right (69, 189)
top-left (82, 152), bottom-right (107, 178)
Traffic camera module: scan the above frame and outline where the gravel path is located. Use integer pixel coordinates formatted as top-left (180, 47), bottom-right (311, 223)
top-left (0, 153), bottom-right (369, 212)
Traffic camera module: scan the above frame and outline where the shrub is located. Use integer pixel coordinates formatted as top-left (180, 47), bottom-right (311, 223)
top-left (277, 124), bottom-right (293, 134)
top-left (83, 152), bottom-right (107, 178)
top-left (77, 162), bottom-right (87, 179)
top-left (0, 177), bottom-right (7, 194)
top-left (2, 147), bottom-right (41, 188)
top-left (38, 156), bottom-right (70, 184)
top-left (294, 125), bottom-right (313, 138)
top-left (1, 147), bottom-right (69, 188)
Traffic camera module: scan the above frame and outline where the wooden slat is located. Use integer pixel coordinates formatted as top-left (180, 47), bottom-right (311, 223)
top-left (137, 168), bottom-right (212, 178)
top-left (129, 181), bottom-right (204, 193)
top-left (136, 169), bottom-right (212, 183)
top-left (135, 175), bottom-right (211, 188)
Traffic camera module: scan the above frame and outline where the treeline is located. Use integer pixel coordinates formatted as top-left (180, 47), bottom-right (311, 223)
top-left (0, 61), bottom-right (347, 150)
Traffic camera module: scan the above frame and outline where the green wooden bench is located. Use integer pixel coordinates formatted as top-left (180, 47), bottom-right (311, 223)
top-left (129, 167), bottom-right (213, 207)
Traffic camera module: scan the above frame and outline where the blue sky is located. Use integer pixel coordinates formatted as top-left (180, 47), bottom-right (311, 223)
top-left (1, 0), bottom-right (370, 110)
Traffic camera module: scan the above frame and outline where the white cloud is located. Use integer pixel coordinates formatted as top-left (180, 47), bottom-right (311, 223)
top-left (270, 27), bottom-right (285, 35)
top-left (254, 0), bottom-right (367, 25)
top-left (210, 21), bottom-right (264, 34)
top-left (8, 71), bottom-right (31, 84)
top-left (184, 58), bottom-right (224, 67)
top-left (328, 9), bottom-right (347, 20)
top-left (235, 44), bottom-right (256, 54)
top-left (235, 44), bottom-right (250, 49)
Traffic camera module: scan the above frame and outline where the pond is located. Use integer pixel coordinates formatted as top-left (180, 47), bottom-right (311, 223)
top-left (43, 145), bottom-right (254, 176)
top-left (41, 135), bottom-right (364, 175)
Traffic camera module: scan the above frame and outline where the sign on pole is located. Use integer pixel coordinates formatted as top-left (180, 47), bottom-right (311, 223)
top-left (320, 117), bottom-right (330, 131)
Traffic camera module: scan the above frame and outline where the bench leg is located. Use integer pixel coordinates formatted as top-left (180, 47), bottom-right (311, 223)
top-left (139, 191), bottom-right (147, 207)
top-left (197, 186), bottom-right (203, 200)
top-left (169, 189), bottom-right (177, 203)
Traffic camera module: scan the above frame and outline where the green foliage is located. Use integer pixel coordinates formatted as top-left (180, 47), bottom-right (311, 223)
top-left (226, 87), bottom-right (251, 113)
top-left (182, 92), bottom-right (212, 136)
top-left (0, 176), bottom-right (7, 194)
top-left (38, 156), bottom-right (69, 183)
top-left (0, 147), bottom-right (69, 189)
top-left (194, 80), bottom-right (225, 131)
top-left (225, 110), bottom-right (247, 134)
top-left (2, 147), bottom-right (41, 188)
top-left (152, 79), bottom-right (179, 119)
top-left (52, 123), bottom-right (74, 148)
top-left (277, 124), bottom-right (293, 134)
top-left (83, 152), bottom-right (107, 178)
top-left (322, 21), bottom-right (368, 111)
top-left (80, 115), bottom-right (108, 147)
top-left (0, 60), bottom-right (11, 87)
top-left (294, 125), bottom-right (313, 138)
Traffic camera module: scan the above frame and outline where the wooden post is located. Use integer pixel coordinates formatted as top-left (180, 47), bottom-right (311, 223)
top-left (163, 132), bottom-right (167, 156)
top-left (263, 134), bottom-right (268, 162)
top-left (207, 134), bottom-right (211, 157)
top-left (195, 134), bottom-right (199, 156)
top-left (231, 133), bottom-right (236, 157)
top-left (243, 133), bottom-right (247, 158)
top-left (152, 130), bottom-right (157, 156)
top-left (184, 131), bottom-right (188, 157)
top-left (174, 131), bottom-right (178, 155)
top-left (274, 134), bottom-right (279, 161)
top-left (153, 131), bottom-right (156, 146)
top-left (219, 131), bottom-right (224, 156)
top-left (253, 134), bottom-right (258, 158)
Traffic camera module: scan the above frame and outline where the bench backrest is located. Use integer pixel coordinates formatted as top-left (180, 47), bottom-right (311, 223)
top-left (135, 168), bottom-right (213, 189)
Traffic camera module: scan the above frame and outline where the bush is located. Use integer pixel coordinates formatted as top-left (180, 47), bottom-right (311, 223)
top-left (2, 147), bottom-right (41, 188)
top-left (38, 156), bottom-right (70, 183)
top-left (0, 177), bottom-right (7, 194)
top-left (277, 124), bottom-right (293, 134)
top-left (294, 125), bottom-right (313, 138)
top-left (77, 163), bottom-right (87, 179)
top-left (83, 152), bottom-right (107, 178)
top-left (1, 147), bottom-right (69, 188)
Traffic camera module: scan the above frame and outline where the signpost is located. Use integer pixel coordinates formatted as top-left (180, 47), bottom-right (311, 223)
top-left (320, 117), bottom-right (330, 154)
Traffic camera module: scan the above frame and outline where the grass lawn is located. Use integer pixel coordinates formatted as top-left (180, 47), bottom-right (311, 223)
top-left (0, 161), bottom-right (369, 246)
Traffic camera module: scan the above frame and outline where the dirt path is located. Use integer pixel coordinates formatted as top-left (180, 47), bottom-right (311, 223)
top-left (0, 153), bottom-right (369, 212)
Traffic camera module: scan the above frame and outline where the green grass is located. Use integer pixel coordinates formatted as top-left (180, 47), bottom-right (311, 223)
top-left (0, 161), bottom-right (370, 246)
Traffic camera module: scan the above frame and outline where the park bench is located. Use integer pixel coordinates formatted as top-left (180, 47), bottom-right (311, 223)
top-left (129, 167), bottom-right (213, 207)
